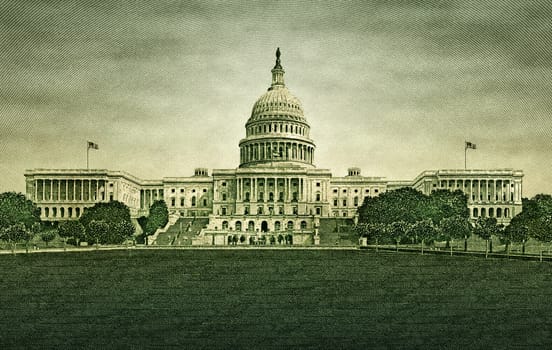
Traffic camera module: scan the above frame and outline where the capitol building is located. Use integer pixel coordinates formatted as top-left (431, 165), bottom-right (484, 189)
top-left (24, 49), bottom-right (524, 244)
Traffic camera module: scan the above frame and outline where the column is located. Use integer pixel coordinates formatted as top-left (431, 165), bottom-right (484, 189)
top-left (96, 180), bottom-right (99, 201)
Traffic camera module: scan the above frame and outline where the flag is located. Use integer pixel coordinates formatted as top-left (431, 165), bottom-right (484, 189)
top-left (465, 141), bottom-right (476, 150)
top-left (88, 141), bottom-right (99, 150)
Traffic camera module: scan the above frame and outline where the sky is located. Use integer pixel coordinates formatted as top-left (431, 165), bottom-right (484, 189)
top-left (0, 0), bottom-right (551, 197)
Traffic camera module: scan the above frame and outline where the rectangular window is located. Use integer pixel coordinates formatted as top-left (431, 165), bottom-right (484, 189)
top-left (333, 199), bottom-right (338, 206)
top-left (316, 182), bottom-right (321, 187)
top-left (171, 198), bottom-right (175, 207)
top-left (342, 199), bottom-right (347, 206)
top-left (180, 198), bottom-right (184, 206)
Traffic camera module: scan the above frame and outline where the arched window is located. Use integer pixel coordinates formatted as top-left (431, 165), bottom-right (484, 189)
top-left (287, 221), bottom-right (294, 230)
top-left (68, 207), bottom-right (73, 218)
top-left (300, 221), bottom-right (307, 230)
top-left (473, 208), bottom-right (478, 217)
top-left (489, 208), bottom-right (494, 217)
top-left (504, 208), bottom-right (510, 217)
top-left (222, 221), bottom-right (228, 230)
top-left (44, 207), bottom-right (49, 218)
top-left (191, 196), bottom-right (196, 206)
top-left (52, 207), bottom-right (57, 217)
top-left (497, 208), bottom-right (502, 218)
top-left (60, 207), bottom-right (65, 218)
top-left (76, 207), bottom-right (80, 217)
top-left (235, 221), bottom-right (242, 231)
top-left (275, 221), bottom-right (281, 231)
top-left (248, 221), bottom-right (255, 232)
top-left (269, 192), bottom-right (274, 201)
top-left (245, 192), bottom-right (250, 202)
top-left (481, 208), bottom-right (486, 217)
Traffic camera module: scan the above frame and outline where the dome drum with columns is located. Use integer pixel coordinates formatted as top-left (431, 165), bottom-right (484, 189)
top-left (239, 48), bottom-right (316, 169)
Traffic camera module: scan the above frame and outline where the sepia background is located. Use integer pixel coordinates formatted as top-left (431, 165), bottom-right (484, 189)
top-left (1, 0), bottom-right (550, 196)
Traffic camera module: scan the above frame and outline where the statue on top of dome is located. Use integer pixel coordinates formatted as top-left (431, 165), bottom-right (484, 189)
top-left (274, 47), bottom-right (282, 69)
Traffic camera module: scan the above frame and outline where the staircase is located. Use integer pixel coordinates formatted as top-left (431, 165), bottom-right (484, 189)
top-left (318, 218), bottom-right (356, 245)
top-left (154, 217), bottom-right (209, 246)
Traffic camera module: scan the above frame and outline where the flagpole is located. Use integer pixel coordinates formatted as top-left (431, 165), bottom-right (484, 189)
top-left (464, 142), bottom-right (467, 170)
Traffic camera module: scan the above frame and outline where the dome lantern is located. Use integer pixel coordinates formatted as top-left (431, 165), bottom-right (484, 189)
top-left (269, 47), bottom-right (285, 90)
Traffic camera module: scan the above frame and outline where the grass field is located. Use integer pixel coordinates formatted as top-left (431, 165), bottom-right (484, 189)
top-left (1, 249), bottom-right (551, 349)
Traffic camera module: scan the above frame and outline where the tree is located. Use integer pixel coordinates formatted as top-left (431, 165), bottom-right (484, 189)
top-left (428, 190), bottom-right (470, 224)
top-left (40, 231), bottom-right (56, 246)
top-left (87, 220), bottom-right (110, 246)
top-left (440, 216), bottom-right (472, 251)
top-left (79, 201), bottom-right (132, 244)
top-left (80, 201), bottom-right (131, 228)
top-left (408, 220), bottom-right (437, 250)
top-left (474, 217), bottom-right (499, 254)
top-left (0, 192), bottom-right (41, 231)
top-left (145, 200), bottom-right (169, 235)
top-left (1, 223), bottom-right (32, 252)
top-left (58, 220), bottom-right (86, 246)
top-left (388, 221), bottom-right (410, 251)
top-left (358, 188), bottom-right (429, 225)
top-left (110, 221), bottom-right (135, 244)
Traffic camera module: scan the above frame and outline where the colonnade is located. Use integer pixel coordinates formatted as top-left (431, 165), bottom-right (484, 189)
top-left (140, 188), bottom-right (163, 209)
top-left (234, 177), bottom-right (311, 203)
top-left (33, 179), bottom-right (106, 202)
top-left (240, 141), bottom-right (314, 164)
top-left (438, 179), bottom-right (522, 203)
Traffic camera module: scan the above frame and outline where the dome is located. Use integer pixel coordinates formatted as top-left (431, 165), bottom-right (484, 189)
top-left (239, 48), bottom-right (316, 169)
top-left (249, 87), bottom-right (305, 123)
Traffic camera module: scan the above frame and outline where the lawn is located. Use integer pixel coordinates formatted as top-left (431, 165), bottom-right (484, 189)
top-left (1, 249), bottom-right (551, 349)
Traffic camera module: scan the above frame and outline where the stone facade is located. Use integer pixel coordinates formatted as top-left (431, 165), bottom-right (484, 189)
top-left (24, 49), bottom-right (523, 238)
